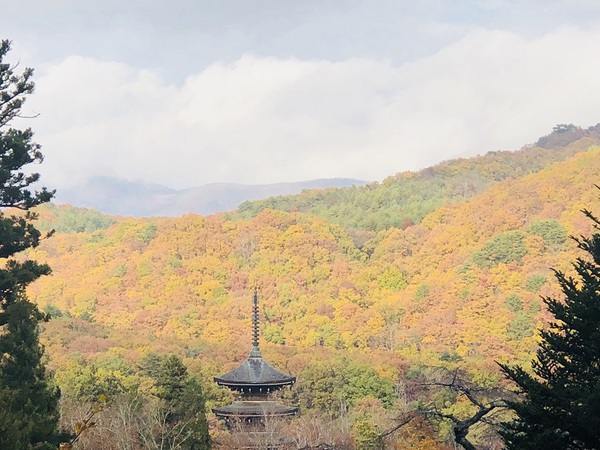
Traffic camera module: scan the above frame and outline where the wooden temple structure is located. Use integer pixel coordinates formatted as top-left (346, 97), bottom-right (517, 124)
top-left (213, 290), bottom-right (298, 429)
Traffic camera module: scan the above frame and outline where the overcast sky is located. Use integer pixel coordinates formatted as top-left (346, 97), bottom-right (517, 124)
top-left (2, 0), bottom-right (600, 190)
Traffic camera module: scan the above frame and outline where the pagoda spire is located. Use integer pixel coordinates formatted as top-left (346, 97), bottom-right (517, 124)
top-left (249, 287), bottom-right (261, 358)
top-left (213, 287), bottom-right (298, 427)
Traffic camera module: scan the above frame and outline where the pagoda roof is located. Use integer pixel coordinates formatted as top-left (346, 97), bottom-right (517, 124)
top-left (214, 290), bottom-right (296, 393)
top-left (213, 401), bottom-right (298, 418)
top-left (214, 347), bottom-right (296, 390)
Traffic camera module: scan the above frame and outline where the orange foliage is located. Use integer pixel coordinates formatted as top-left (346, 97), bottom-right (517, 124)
top-left (26, 146), bottom-right (600, 429)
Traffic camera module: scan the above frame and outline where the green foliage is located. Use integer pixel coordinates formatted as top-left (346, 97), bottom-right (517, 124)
top-left (353, 415), bottom-right (383, 450)
top-left (500, 209), bottom-right (600, 449)
top-left (346, 363), bottom-right (396, 408)
top-left (37, 203), bottom-right (116, 234)
top-left (504, 293), bottom-right (523, 312)
top-left (528, 299), bottom-right (541, 315)
top-left (152, 354), bottom-right (188, 402)
top-left (0, 39), bottom-right (65, 449)
top-left (380, 306), bottom-right (404, 326)
top-left (507, 312), bottom-right (535, 340)
top-left (78, 309), bottom-right (95, 322)
top-left (43, 303), bottom-right (64, 318)
top-left (140, 354), bottom-right (211, 449)
top-left (112, 263), bottom-right (127, 277)
top-left (414, 284), bottom-right (430, 301)
top-left (136, 260), bottom-right (152, 277)
top-left (528, 219), bottom-right (567, 249)
top-left (168, 254), bottom-right (183, 268)
top-left (263, 323), bottom-right (285, 344)
top-left (234, 136), bottom-right (593, 231)
top-left (377, 266), bottom-right (408, 290)
top-left (473, 231), bottom-right (528, 268)
top-left (292, 358), bottom-right (396, 417)
top-left (524, 274), bottom-right (547, 293)
top-left (62, 364), bottom-right (128, 401)
top-left (138, 223), bottom-right (158, 244)
top-left (0, 301), bottom-right (67, 448)
top-left (95, 353), bottom-right (133, 376)
top-left (439, 349), bottom-right (463, 362)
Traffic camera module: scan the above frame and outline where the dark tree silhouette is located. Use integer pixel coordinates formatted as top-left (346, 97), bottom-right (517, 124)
top-left (500, 204), bottom-right (600, 449)
top-left (0, 39), bottom-right (64, 449)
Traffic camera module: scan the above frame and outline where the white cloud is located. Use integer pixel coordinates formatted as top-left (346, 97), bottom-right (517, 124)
top-left (24, 25), bottom-right (600, 191)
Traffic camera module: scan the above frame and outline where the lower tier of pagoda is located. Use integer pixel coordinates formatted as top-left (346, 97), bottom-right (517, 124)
top-left (213, 400), bottom-right (299, 420)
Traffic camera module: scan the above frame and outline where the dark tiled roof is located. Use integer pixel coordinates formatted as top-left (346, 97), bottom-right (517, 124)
top-left (213, 401), bottom-right (298, 418)
top-left (214, 349), bottom-right (296, 390)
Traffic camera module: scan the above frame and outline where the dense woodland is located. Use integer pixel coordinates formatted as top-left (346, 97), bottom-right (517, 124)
top-left (15, 128), bottom-right (599, 448)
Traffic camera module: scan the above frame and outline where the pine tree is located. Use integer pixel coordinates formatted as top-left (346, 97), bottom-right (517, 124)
top-left (499, 207), bottom-right (600, 449)
top-left (140, 354), bottom-right (211, 449)
top-left (0, 39), bottom-right (64, 449)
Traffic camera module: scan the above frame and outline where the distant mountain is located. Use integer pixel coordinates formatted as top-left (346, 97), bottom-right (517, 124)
top-left (56, 176), bottom-right (366, 217)
top-left (55, 124), bottom-right (600, 220)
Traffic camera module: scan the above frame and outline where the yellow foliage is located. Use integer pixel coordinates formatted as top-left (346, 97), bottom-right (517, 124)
top-left (23, 146), bottom-right (600, 413)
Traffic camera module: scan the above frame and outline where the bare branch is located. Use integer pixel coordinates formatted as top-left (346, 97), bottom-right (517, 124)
top-left (378, 412), bottom-right (415, 439)
top-left (415, 367), bottom-right (510, 450)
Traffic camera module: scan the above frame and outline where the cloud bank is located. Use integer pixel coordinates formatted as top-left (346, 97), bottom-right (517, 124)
top-left (24, 26), bottom-right (600, 190)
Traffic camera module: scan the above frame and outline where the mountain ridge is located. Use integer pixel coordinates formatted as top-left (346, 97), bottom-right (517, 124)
top-left (53, 124), bottom-right (600, 221)
top-left (56, 176), bottom-right (366, 217)
top-left (235, 125), bottom-right (600, 230)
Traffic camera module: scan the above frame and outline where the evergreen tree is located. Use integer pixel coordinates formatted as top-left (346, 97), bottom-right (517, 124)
top-left (499, 207), bottom-right (600, 449)
top-left (140, 354), bottom-right (211, 450)
top-left (0, 39), bottom-right (64, 449)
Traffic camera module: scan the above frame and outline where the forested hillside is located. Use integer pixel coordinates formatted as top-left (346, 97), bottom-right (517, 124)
top-left (236, 125), bottom-right (600, 231)
top-left (25, 137), bottom-right (600, 448)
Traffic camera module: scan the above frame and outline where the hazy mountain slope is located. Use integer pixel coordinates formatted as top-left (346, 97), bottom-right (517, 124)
top-left (235, 125), bottom-right (600, 230)
top-left (28, 146), bottom-right (600, 389)
top-left (36, 203), bottom-right (119, 234)
top-left (57, 176), bottom-right (365, 217)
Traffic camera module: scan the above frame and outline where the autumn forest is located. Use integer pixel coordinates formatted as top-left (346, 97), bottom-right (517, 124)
top-left (8, 123), bottom-right (596, 448)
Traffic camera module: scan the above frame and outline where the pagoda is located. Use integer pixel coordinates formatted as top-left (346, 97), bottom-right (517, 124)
top-left (213, 289), bottom-right (298, 426)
